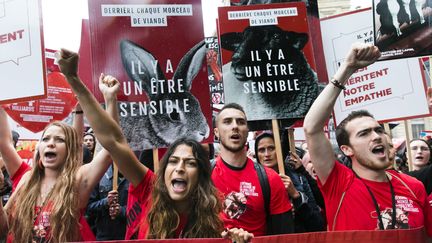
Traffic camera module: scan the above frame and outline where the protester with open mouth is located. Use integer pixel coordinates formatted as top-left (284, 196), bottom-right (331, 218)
top-left (406, 139), bottom-right (432, 195)
top-left (408, 139), bottom-right (431, 171)
top-left (0, 98), bottom-right (113, 241)
top-left (56, 49), bottom-right (253, 242)
top-left (303, 43), bottom-right (429, 233)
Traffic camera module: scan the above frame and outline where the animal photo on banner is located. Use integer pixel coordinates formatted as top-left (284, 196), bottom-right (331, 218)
top-left (219, 2), bottom-right (320, 121)
top-left (373, 0), bottom-right (432, 60)
top-left (87, 0), bottom-right (213, 151)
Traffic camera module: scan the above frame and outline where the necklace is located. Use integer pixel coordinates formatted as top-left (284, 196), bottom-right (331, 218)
top-left (38, 184), bottom-right (55, 206)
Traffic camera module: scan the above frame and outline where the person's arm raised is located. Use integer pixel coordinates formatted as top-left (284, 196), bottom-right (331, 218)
top-left (303, 43), bottom-right (380, 184)
top-left (58, 49), bottom-right (147, 186)
top-left (0, 171), bottom-right (8, 238)
top-left (0, 108), bottom-right (22, 178)
top-left (72, 103), bottom-right (84, 144)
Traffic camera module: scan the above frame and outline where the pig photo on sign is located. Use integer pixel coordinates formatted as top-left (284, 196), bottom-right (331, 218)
top-left (220, 25), bottom-right (319, 120)
top-left (118, 40), bottom-right (210, 151)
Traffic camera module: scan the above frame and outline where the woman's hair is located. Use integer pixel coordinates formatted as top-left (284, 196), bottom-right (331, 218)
top-left (146, 138), bottom-right (223, 239)
top-left (10, 121), bottom-right (82, 242)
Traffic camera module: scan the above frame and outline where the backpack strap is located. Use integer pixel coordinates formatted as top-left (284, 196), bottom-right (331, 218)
top-left (254, 162), bottom-right (271, 227)
top-left (210, 158), bottom-right (216, 171)
top-left (387, 172), bottom-right (417, 199)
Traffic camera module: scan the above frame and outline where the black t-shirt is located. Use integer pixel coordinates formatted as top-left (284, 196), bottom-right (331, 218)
top-left (407, 164), bottom-right (432, 194)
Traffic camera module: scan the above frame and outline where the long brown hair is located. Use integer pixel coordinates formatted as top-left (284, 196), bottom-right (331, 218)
top-left (146, 138), bottom-right (223, 239)
top-left (10, 122), bottom-right (82, 242)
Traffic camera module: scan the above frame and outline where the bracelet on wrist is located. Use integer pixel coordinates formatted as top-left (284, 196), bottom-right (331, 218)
top-left (73, 110), bottom-right (84, 114)
top-left (330, 77), bottom-right (346, 90)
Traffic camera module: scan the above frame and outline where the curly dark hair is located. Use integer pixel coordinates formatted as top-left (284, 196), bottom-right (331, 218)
top-left (146, 138), bottom-right (223, 239)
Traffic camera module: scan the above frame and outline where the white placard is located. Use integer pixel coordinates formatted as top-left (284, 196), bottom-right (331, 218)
top-left (320, 8), bottom-right (430, 125)
top-left (0, 0), bottom-right (46, 104)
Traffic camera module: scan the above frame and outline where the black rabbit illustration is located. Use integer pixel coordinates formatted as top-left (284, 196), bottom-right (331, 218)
top-left (119, 40), bottom-right (210, 150)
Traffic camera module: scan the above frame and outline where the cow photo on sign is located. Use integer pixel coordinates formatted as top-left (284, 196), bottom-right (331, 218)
top-left (373, 0), bottom-right (432, 60)
top-left (218, 2), bottom-right (319, 121)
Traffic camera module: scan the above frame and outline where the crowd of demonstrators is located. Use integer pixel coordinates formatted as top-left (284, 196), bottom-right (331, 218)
top-left (1, 41), bottom-right (432, 242)
top-left (254, 132), bottom-right (325, 232)
top-left (212, 103), bottom-right (294, 236)
top-left (0, 101), bottom-right (114, 242)
top-left (57, 49), bottom-right (253, 242)
top-left (303, 43), bottom-right (430, 232)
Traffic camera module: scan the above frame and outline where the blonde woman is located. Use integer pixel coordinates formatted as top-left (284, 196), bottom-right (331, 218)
top-left (0, 75), bottom-right (117, 242)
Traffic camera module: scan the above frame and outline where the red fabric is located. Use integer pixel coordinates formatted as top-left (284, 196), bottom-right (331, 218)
top-left (426, 193), bottom-right (432, 236)
top-left (10, 162), bottom-right (31, 191)
top-left (7, 205), bottom-right (94, 242)
top-left (75, 227), bottom-right (428, 243)
top-left (319, 162), bottom-right (427, 231)
top-left (125, 170), bottom-right (155, 240)
top-left (8, 163), bottom-right (95, 241)
top-left (79, 209), bottom-right (96, 241)
top-left (211, 157), bottom-right (291, 236)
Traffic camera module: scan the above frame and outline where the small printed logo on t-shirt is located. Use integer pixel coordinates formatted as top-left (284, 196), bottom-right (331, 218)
top-left (240, 182), bottom-right (258, 197)
top-left (395, 195), bottom-right (419, 213)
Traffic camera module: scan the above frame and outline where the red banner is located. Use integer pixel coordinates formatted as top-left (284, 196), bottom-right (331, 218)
top-left (88, 0), bottom-right (213, 151)
top-left (77, 227), bottom-right (428, 243)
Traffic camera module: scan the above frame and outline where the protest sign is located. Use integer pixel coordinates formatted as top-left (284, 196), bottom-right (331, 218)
top-left (206, 37), bottom-right (224, 105)
top-left (373, 0), bottom-right (432, 60)
top-left (321, 8), bottom-right (430, 124)
top-left (0, 0), bottom-right (46, 104)
top-left (219, 2), bottom-right (320, 121)
top-left (88, 0), bottom-right (212, 150)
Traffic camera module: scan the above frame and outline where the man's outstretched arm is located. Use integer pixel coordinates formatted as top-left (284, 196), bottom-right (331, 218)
top-left (303, 43), bottom-right (380, 184)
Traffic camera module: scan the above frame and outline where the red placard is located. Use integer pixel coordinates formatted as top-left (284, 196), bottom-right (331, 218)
top-left (88, 0), bottom-right (213, 150)
top-left (218, 2), bottom-right (321, 121)
top-left (3, 71), bottom-right (77, 133)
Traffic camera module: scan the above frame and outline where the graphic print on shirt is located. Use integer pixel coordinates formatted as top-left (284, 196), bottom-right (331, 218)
top-left (223, 181), bottom-right (259, 219)
top-left (378, 207), bottom-right (409, 229)
top-left (33, 209), bottom-right (51, 242)
top-left (372, 195), bottom-right (418, 230)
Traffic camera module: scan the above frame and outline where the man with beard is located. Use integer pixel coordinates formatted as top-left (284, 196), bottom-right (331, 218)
top-left (212, 103), bottom-right (294, 236)
top-left (303, 43), bottom-right (428, 232)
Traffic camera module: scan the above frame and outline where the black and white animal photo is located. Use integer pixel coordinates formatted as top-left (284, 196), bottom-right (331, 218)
top-left (376, 0), bottom-right (426, 38)
top-left (374, 0), bottom-right (432, 59)
top-left (220, 25), bottom-right (319, 120)
top-left (118, 40), bottom-right (210, 151)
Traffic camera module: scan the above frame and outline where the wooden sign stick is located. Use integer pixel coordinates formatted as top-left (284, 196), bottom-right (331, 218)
top-left (153, 148), bottom-right (159, 173)
top-left (271, 119), bottom-right (285, 175)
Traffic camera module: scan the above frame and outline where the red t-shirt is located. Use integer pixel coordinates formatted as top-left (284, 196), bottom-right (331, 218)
top-left (211, 157), bottom-right (291, 236)
top-left (7, 204), bottom-right (95, 242)
top-left (425, 193), bottom-right (432, 236)
top-left (125, 170), bottom-right (197, 239)
top-left (8, 162), bottom-right (95, 241)
top-left (125, 170), bottom-right (155, 240)
top-left (10, 162), bottom-right (31, 191)
top-left (319, 162), bottom-right (427, 231)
